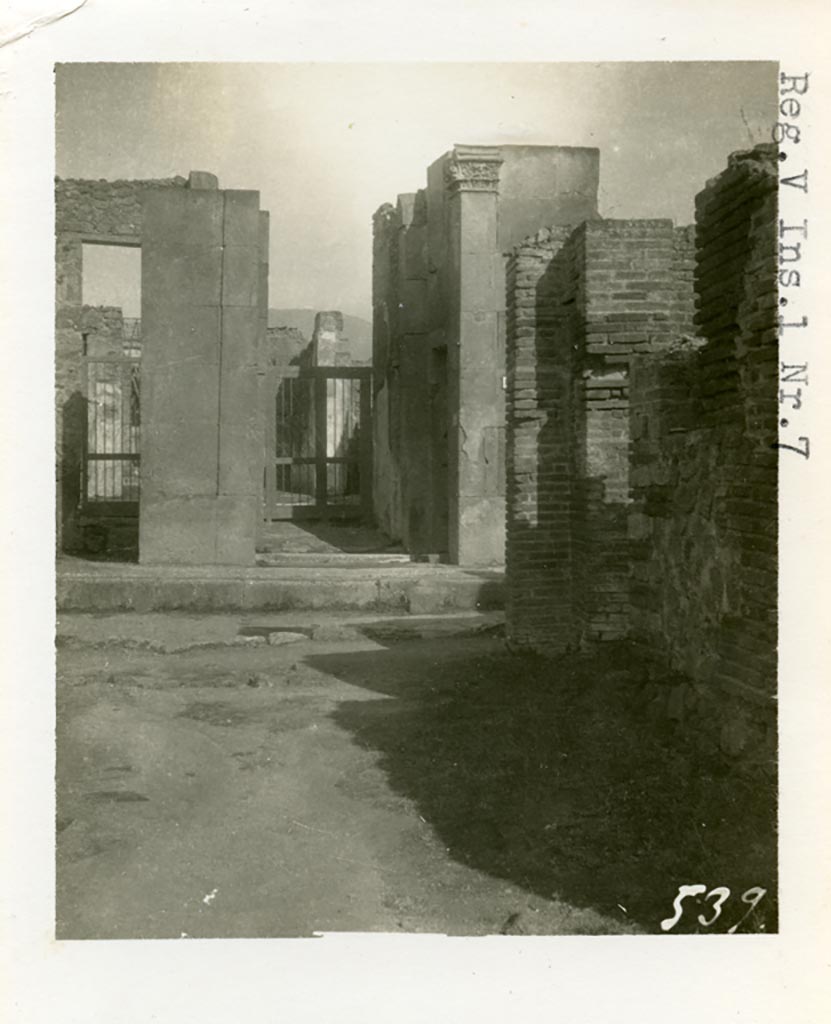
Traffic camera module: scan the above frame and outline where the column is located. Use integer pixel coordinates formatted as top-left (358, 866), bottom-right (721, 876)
top-left (444, 145), bottom-right (505, 565)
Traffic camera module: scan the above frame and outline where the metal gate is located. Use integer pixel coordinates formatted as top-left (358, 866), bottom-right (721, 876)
top-left (263, 366), bottom-right (372, 521)
top-left (81, 354), bottom-right (141, 517)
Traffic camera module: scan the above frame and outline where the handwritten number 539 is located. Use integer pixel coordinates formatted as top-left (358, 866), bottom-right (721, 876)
top-left (660, 885), bottom-right (767, 932)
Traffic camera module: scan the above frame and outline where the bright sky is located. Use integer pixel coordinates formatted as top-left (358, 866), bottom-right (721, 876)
top-left (57, 62), bottom-right (777, 321)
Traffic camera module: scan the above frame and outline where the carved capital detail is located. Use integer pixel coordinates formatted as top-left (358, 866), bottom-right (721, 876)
top-left (444, 146), bottom-right (503, 194)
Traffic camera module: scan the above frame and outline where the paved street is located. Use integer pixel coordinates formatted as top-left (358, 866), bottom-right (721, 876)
top-left (56, 612), bottom-right (635, 938)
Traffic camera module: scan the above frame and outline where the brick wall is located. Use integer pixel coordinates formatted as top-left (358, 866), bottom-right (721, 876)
top-left (505, 228), bottom-right (575, 648)
top-left (628, 145), bottom-right (777, 757)
top-left (504, 143), bottom-right (777, 763)
top-left (505, 219), bottom-right (692, 650)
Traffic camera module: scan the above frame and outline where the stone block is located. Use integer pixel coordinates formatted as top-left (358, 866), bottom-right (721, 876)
top-left (459, 253), bottom-right (502, 314)
top-left (222, 245), bottom-right (260, 307)
top-left (458, 192), bottom-right (498, 253)
top-left (222, 190), bottom-right (262, 245)
top-left (140, 496), bottom-right (218, 564)
top-left (457, 496), bottom-right (506, 566)
top-left (218, 368), bottom-right (261, 495)
top-left (141, 306), bottom-right (221, 376)
top-left (221, 306), bottom-right (260, 369)
top-left (143, 336), bottom-right (220, 410)
top-left (403, 223), bottom-right (428, 277)
top-left (400, 279), bottom-right (428, 333)
top-left (257, 263), bottom-right (269, 328)
top-left (214, 496), bottom-right (258, 564)
top-left (258, 210), bottom-right (270, 260)
top-left (142, 188), bottom-right (223, 249)
top-left (239, 578), bottom-right (379, 611)
top-left (143, 243), bottom-right (223, 309)
top-left (142, 422), bottom-right (218, 499)
top-left (188, 171), bottom-right (219, 190)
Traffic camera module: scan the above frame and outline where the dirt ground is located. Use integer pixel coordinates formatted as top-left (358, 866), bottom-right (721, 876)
top-left (56, 612), bottom-right (776, 939)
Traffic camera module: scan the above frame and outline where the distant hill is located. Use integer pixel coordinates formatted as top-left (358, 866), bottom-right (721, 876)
top-left (268, 308), bottom-right (372, 362)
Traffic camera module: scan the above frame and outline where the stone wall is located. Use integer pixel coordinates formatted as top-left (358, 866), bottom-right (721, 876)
top-left (55, 173), bottom-right (191, 552)
top-left (373, 145), bottom-right (600, 564)
top-left (264, 325), bottom-right (307, 367)
top-left (372, 192), bottom-right (442, 559)
top-left (504, 143), bottom-right (777, 763)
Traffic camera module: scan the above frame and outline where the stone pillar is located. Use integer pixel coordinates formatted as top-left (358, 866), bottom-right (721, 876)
top-left (444, 145), bottom-right (505, 565)
top-left (139, 182), bottom-right (267, 564)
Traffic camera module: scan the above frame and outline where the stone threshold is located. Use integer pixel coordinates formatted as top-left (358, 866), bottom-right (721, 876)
top-left (56, 559), bottom-right (504, 614)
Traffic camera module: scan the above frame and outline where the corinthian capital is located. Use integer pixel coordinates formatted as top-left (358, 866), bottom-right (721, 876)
top-left (444, 145), bottom-right (503, 194)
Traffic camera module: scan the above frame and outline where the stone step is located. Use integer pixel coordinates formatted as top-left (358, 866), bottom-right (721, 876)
top-left (56, 560), bottom-right (504, 615)
top-left (254, 551), bottom-right (412, 568)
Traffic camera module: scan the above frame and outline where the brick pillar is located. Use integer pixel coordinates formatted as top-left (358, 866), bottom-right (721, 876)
top-left (445, 145), bottom-right (505, 565)
top-left (505, 229), bottom-right (577, 650)
top-left (139, 183), bottom-right (267, 564)
top-left (505, 219), bottom-right (687, 651)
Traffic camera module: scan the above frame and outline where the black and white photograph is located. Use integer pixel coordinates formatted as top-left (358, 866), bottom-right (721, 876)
top-left (1, 3), bottom-right (827, 1022)
top-left (54, 60), bottom-right (780, 938)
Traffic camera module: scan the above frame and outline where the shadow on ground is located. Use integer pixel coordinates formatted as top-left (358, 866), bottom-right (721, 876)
top-left (311, 635), bottom-right (777, 934)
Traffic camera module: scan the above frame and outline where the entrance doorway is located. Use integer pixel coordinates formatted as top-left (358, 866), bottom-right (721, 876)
top-left (263, 366), bottom-right (373, 522)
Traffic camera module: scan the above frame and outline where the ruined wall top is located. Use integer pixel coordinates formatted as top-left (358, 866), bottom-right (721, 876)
top-left (312, 311), bottom-right (352, 366)
top-left (55, 171), bottom-right (219, 238)
top-left (695, 142), bottom-right (778, 214)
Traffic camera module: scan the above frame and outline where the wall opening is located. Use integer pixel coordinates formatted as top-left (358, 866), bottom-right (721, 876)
top-left (82, 243), bottom-right (141, 318)
top-left (78, 241), bottom-right (142, 560)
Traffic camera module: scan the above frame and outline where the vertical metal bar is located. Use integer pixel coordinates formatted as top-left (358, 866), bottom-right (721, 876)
top-left (314, 370), bottom-right (327, 516)
top-left (335, 378), bottom-right (340, 462)
top-left (360, 372), bottom-right (373, 522)
top-left (91, 374), bottom-right (98, 499)
top-left (119, 363), bottom-right (127, 499)
top-left (106, 380), bottom-right (113, 497)
top-left (304, 377), bottom-right (311, 460)
top-left (348, 377), bottom-right (356, 502)
top-left (132, 362), bottom-right (140, 500)
top-left (80, 359), bottom-right (89, 508)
